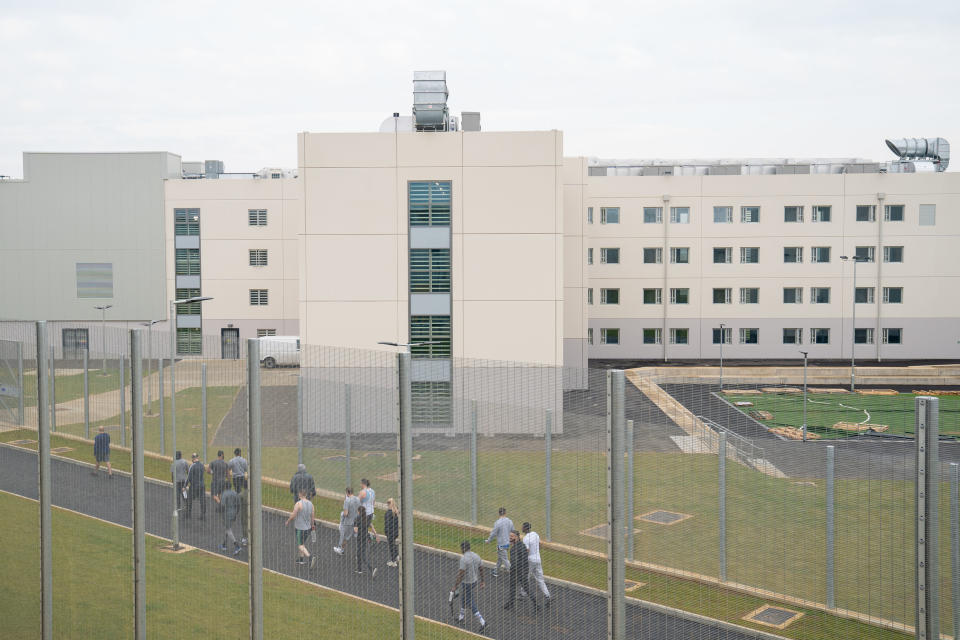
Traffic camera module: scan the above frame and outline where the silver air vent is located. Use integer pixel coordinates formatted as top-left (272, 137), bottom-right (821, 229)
top-left (413, 70), bottom-right (449, 131)
top-left (885, 138), bottom-right (950, 172)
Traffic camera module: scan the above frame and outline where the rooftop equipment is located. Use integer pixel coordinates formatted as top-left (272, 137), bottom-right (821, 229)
top-left (885, 137), bottom-right (950, 172)
top-left (413, 70), bottom-right (449, 131)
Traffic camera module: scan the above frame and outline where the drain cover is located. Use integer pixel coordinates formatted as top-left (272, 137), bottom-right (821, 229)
top-left (638, 510), bottom-right (691, 525)
top-left (743, 605), bottom-right (803, 629)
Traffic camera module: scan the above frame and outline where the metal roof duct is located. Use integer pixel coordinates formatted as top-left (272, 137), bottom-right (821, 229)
top-left (413, 70), bottom-right (449, 131)
top-left (885, 137), bottom-right (950, 171)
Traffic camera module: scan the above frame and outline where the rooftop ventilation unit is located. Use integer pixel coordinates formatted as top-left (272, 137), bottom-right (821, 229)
top-left (413, 70), bottom-right (449, 131)
top-left (885, 137), bottom-right (950, 172)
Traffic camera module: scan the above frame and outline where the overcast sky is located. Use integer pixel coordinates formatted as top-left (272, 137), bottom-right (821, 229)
top-left (2, 0), bottom-right (958, 177)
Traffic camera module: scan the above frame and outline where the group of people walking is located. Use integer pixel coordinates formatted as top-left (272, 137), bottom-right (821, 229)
top-left (171, 447), bottom-right (249, 555)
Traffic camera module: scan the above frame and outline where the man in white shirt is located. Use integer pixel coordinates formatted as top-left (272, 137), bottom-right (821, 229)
top-left (521, 521), bottom-right (551, 605)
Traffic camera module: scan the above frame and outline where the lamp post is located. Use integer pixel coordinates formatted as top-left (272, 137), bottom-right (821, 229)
top-left (93, 304), bottom-right (113, 375)
top-left (717, 322), bottom-right (726, 390)
top-left (140, 320), bottom-right (162, 415)
top-left (840, 255), bottom-right (866, 392)
top-left (800, 350), bottom-right (809, 441)
top-left (169, 296), bottom-right (213, 457)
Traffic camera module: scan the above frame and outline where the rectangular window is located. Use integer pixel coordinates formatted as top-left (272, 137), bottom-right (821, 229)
top-left (741, 206), bottom-right (760, 223)
top-left (884, 204), bottom-right (904, 222)
top-left (812, 205), bottom-right (832, 222)
top-left (882, 328), bottom-right (902, 344)
top-left (249, 289), bottom-right (268, 305)
top-left (256, 329), bottom-right (277, 338)
top-left (783, 287), bottom-right (802, 304)
top-left (249, 249), bottom-right (268, 266)
top-left (883, 287), bottom-right (903, 303)
top-left (600, 288), bottom-right (620, 304)
top-left (855, 328), bottom-right (874, 344)
top-left (670, 328), bottom-right (689, 345)
top-left (175, 288), bottom-right (201, 315)
top-left (919, 204), bottom-right (936, 226)
top-left (643, 207), bottom-right (662, 224)
top-left (810, 287), bottom-right (831, 304)
top-left (409, 181), bottom-right (452, 226)
top-left (784, 206), bottom-right (803, 223)
top-left (174, 208), bottom-right (200, 236)
top-left (811, 246), bottom-right (831, 263)
top-left (410, 315), bottom-right (451, 358)
top-left (855, 287), bottom-right (875, 304)
top-left (175, 248), bottom-right (201, 275)
top-left (600, 328), bottom-right (620, 345)
top-left (740, 247), bottom-right (760, 263)
top-left (587, 248), bottom-right (593, 265)
top-left (783, 247), bottom-right (803, 263)
top-left (782, 328), bottom-right (802, 344)
top-left (587, 328), bottom-right (593, 345)
top-left (176, 328), bottom-right (202, 355)
top-left (600, 207), bottom-right (620, 224)
top-left (600, 248), bottom-right (620, 264)
top-left (670, 288), bottom-right (689, 304)
top-left (811, 328), bottom-right (830, 344)
top-left (883, 246), bottom-right (904, 263)
top-left (856, 205), bottom-right (876, 222)
top-left (712, 328), bottom-right (732, 344)
top-left (854, 246), bottom-right (875, 263)
top-left (643, 247), bottom-right (663, 264)
top-left (739, 328), bottom-right (759, 344)
top-left (643, 328), bottom-right (662, 345)
top-left (409, 248), bottom-right (451, 293)
top-left (587, 288), bottom-right (593, 305)
top-left (248, 209), bottom-right (267, 226)
top-left (713, 206), bottom-right (733, 223)
top-left (713, 247), bottom-right (732, 264)
top-left (670, 247), bottom-right (689, 264)
top-left (587, 207), bottom-right (593, 224)
top-left (643, 288), bottom-right (662, 304)
top-left (713, 288), bottom-right (731, 304)
top-left (739, 287), bottom-right (759, 304)
top-left (670, 207), bottom-right (690, 224)
top-left (76, 262), bottom-right (113, 298)
top-left (411, 381), bottom-right (452, 425)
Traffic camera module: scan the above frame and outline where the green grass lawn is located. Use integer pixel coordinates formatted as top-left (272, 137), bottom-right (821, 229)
top-left (20, 365), bottom-right (129, 408)
top-left (723, 389), bottom-right (960, 438)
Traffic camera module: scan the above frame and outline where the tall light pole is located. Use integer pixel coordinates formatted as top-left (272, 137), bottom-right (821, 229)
top-left (800, 350), bottom-right (809, 442)
top-left (169, 296), bottom-right (213, 457)
top-left (93, 304), bottom-right (113, 375)
top-left (140, 320), bottom-right (162, 415)
top-left (840, 255), bottom-right (866, 392)
top-left (717, 322), bottom-right (726, 390)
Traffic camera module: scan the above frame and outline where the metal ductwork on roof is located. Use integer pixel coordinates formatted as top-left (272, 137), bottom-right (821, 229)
top-left (885, 137), bottom-right (950, 171)
top-left (413, 70), bottom-right (449, 131)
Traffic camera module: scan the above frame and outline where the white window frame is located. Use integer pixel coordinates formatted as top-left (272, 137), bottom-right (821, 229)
top-left (855, 287), bottom-right (875, 304)
top-left (670, 288), bottom-right (689, 304)
top-left (587, 207), bottom-right (593, 224)
top-left (643, 247), bottom-right (663, 264)
top-left (600, 207), bottom-right (620, 224)
top-left (783, 287), bottom-right (802, 304)
top-left (883, 246), bottom-right (904, 263)
top-left (600, 288), bottom-right (620, 305)
top-left (670, 247), bottom-right (690, 264)
top-left (643, 288), bottom-right (663, 305)
top-left (811, 246), bottom-right (831, 263)
top-left (883, 287), bottom-right (903, 303)
top-left (855, 327), bottom-right (874, 344)
top-left (782, 328), bottom-right (802, 345)
top-left (712, 327), bottom-right (732, 345)
top-left (783, 247), bottom-right (803, 263)
top-left (713, 247), bottom-right (732, 264)
top-left (587, 328), bottom-right (593, 345)
top-left (600, 328), bottom-right (620, 345)
top-left (882, 328), bottom-right (903, 344)
top-left (740, 247), bottom-right (760, 264)
top-left (739, 287), bottom-right (759, 304)
top-left (713, 288), bottom-right (732, 304)
top-left (854, 246), bottom-right (875, 263)
top-left (741, 206), bottom-right (760, 223)
top-left (810, 328), bottom-right (830, 344)
top-left (587, 288), bottom-right (593, 305)
top-left (739, 328), bottom-right (759, 344)
top-left (713, 206), bottom-right (733, 223)
top-left (784, 206), bottom-right (804, 223)
top-left (884, 204), bottom-right (905, 222)
top-left (600, 247), bottom-right (620, 264)
top-left (669, 328), bottom-right (689, 345)
top-left (669, 207), bottom-right (690, 224)
top-left (810, 287), bottom-right (831, 304)
top-left (812, 205), bottom-right (832, 222)
top-left (643, 207), bottom-right (663, 224)
top-left (856, 205), bottom-right (876, 222)
top-left (587, 248), bottom-right (593, 265)
top-left (643, 328), bottom-right (662, 345)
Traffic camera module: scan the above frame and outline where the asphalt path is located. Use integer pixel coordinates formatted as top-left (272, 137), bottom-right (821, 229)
top-left (0, 443), bottom-right (768, 640)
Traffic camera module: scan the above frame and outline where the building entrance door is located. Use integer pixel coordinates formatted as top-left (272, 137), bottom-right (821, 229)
top-left (221, 328), bottom-right (240, 359)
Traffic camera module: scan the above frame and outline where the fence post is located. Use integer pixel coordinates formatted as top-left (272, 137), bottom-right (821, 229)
top-left (36, 322), bottom-right (52, 640)
top-left (170, 350), bottom-right (177, 460)
top-left (545, 408), bottom-right (552, 542)
top-left (129, 330), bottom-right (146, 640)
top-left (201, 363), bottom-right (208, 464)
top-left (951, 462), bottom-right (959, 640)
top-left (915, 396), bottom-right (939, 640)
top-left (120, 355), bottom-right (127, 448)
top-left (344, 383), bottom-right (352, 487)
top-left (83, 347), bottom-right (90, 439)
top-left (607, 370), bottom-right (626, 640)
top-left (626, 419), bottom-right (634, 562)
top-left (297, 376), bottom-right (303, 466)
top-left (719, 431), bottom-right (727, 582)
top-left (17, 342), bottom-right (24, 426)
top-left (826, 445), bottom-right (835, 608)
top-left (247, 339), bottom-right (264, 640)
top-left (470, 400), bottom-right (478, 525)
top-left (158, 359), bottom-right (165, 456)
top-left (397, 352), bottom-right (415, 639)
top-left (49, 344), bottom-right (56, 433)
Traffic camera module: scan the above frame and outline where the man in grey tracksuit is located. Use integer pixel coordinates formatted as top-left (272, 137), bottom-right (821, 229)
top-left (171, 451), bottom-right (189, 510)
top-left (485, 507), bottom-right (513, 577)
top-left (218, 486), bottom-right (242, 556)
top-left (334, 486), bottom-right (360, 555)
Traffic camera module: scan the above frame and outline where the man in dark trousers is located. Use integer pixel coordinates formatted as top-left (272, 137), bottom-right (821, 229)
top-left (207, 450), bottom-right (230, 507)
top-left (228, 447), bottom-right (248, 492)
top-left (217, 485), bottom-right (242, 556)
top-left (184, 452), bottom-right (206, 520)
top-left (353, 504), bottom-right (377, 577)
top-left (289, 464), bottom-right (316, 506)
top-left (171, 451), bottom-right (189, 510)
top-left (93, 425), bottom-right (112, 477)
top-left (504, 529), bottom-right (539, 611)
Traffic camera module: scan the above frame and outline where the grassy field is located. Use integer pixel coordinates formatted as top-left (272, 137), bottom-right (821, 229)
top-left (20, 365), bottom-right (129, 407)
top-left (723, 389), bottom-right (960, 438)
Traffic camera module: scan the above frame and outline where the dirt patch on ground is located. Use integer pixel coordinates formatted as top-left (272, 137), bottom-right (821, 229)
top-left (832, 422), bottom-right (888, 433)
top-left (722, 389), bottom-right (761, 395)
top-left (769, 426), bottom-right (820, 440)
top-left (857, 389), bottom-right (898, 396)
top-left (749, 410), bottom-right (773, 420)
top-left (913, 389), bottom-right (960, 396)
top-left (809, 388), bottom-right (847, 394)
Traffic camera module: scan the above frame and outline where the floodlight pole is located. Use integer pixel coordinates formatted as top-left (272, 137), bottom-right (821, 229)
top-left (94, 304), bottom-right (113, 374)
top-left (800, 351), bottom-right (809, 442)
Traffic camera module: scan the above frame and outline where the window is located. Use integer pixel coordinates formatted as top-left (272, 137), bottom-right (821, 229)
top-left (856, 205), bottom-right (876, 222)
top-left (810, 287), bottom-right (831, 304)
top-left (854, 246), bottom-right (875, 263)
top-left (76, 262), bottom-right (113, 298)
top-left (812, 205), bottom-right (831, 222)
top-left (643, 247), bottom-right (663, 264)
top-left (740, 247), bottom-right (760, 263)
top-left (249, 249), bottom-right (268, 266)
top-left (670, 288), bottom-right (689, 304)
top-left (600, 288), bottom-right (620, 304)
top-left (643, 288), bottom-right (662, 304)
top-left (855, 287), bottom-right (875, 304)
top-left (600, 328), bottom-right (620, 345)
top-left (587, 248), bottom-right (593, 265)
top-left (175, 288), bottom-right (201, 315)
top-left (784, 206), bottom-right (804, 223)
top-left (249, 289), bottom-right (269, 305)
top-left (884, 204), bottom-right (904, 222)
top-left (600, 248), bottom-right (620, 264)
top-left (601, 207), bottom-right (620, 224)
top-left (409, 181), bottom-right (452, 226)
top-left (882, 328), bottom-right (902, 344)
top-left (643, 328), bottom-right (662, 344)
top-left (739, 287), bottom-right (759, 304)
top-left (411, 381), bottom-right (452, 424)
top-left (713, 327), bottom-right (732, 344)
top-left (883, 246), bottom-right (904, 263)
top-left (810, 328), bottom-right (830, 344)
top-left (713, 206), bottom-right (733, 223)
top-left (783, 287), bottom-right (802, 304)
top-left (810, 246), bottom-right (831, 263)
top-left (919, 204), bottom-right (936, 226)
top-left (670, 247), bottom-right (689, 264)
top-left (783, 247), bottom-right (803, 263)
top-left (587, 288), bottom-right (593, 305)
top-left (587, 328), bottom-right (593, 345)
top-left (643, 207), bottom-right (663, 224)
top-left (410, 315), bottom-right (451, 357)
top-left (248, 209), bottom-right (267, 226)
top-left (713, 247), bottom-right (732, 264)
top-left (883, 287), bottom-right (903, 303)
top-left (741, 206), bottom-right (760, 223)
top-left (670, 328), bottom-right (689, 345)
top-left (855, 328), bottom-right (874, 344)
top-left (670, 207), bottom-right (690, 224)
top-left (782, 328), bottom-right (802, 344)
top-left (713, 288), bottom-right (732, 304)
top-left (739, 328), bottom-right (759, 344)
top-left (176, 328), bottom-right (201, 355)
top-left (174, 208), bottom-right (200, 236)
top-left (257, 329), bottom-right (276, 338)
top-left (409, 248), bottom-right (451, 293)
top-left (175, 248), bottom-right (201, 275)
top-left (587, 207), bottom-right (593, 224)
top-left (270, 172), bottom-right (281, 179)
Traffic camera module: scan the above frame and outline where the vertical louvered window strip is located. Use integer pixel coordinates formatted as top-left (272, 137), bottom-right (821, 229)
top-left (174, 208), bottom-right (200, 235)
top-left (175, 249), bottom-right (201, 275)
top-left (409, 249), bottom-right (451, 293)
top-left (410, 316), bottom-right (451, 358)
top-left (411, 381), bottom-right (452, 424)
top-left (409, 181), bottom-right (452, 226)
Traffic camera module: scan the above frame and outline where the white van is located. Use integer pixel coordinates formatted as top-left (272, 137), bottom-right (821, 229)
top-left (258, 336), bottom-right (300, 368)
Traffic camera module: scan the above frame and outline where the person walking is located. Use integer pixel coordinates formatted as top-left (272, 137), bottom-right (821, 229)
top-left (353, 504), bottom-right (377, 577)
top-left (171, 451), bottom-right (189, 510)
top-left (289, 464), bottom-right (316, 506)
top-left (184, 453), bottom-right (206, 520)
top-left (522, 522), bottom-right (551, 606)
top-left (451, 540), bottom-right (487, 634)
top-left (93, 425), bottom-right (112, 477)
top-left (334, 486), bottom-right (360, 556)
top-left (485, 507), bottom-right (513, 577)
top-left (218, 485), bottom-right (242, 556)
top-left (384, 498), bottom-right (400, 567)
top-left (285, 488), bottom-right (316, 568)
top-left (358, 477), bottom-right (377, 538)
top-left (207, 450), bottom-right (230, 506)
top-left (236, 478), bottom-right (249, 547)
top-left (228, 447), bottom-right (248, 492)
top-left (504, 529), bottom-right (538, 611)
